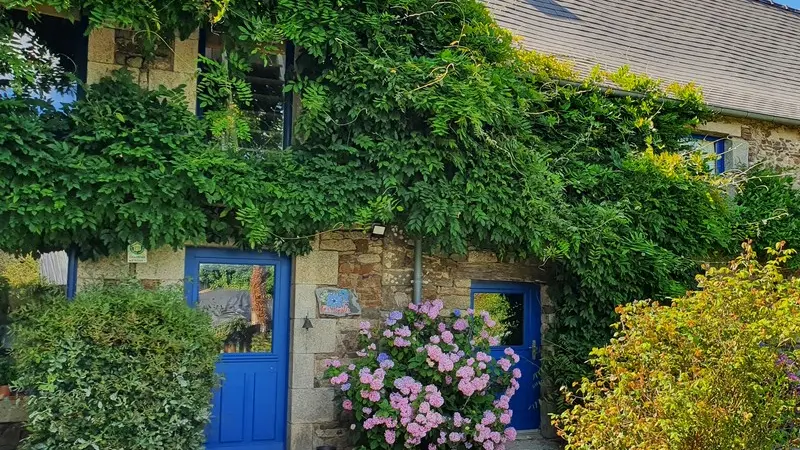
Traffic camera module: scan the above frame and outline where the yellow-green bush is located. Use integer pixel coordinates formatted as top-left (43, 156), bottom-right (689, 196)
top-left (0, 254), bottom-right (38, 288)
top-left (555, 243), bottom-right (800, 450)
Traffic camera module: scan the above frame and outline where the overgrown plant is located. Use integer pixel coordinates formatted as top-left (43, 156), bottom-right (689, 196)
top-left (13, 283), bottom-right (221, 450)
top-left (555, 243), bottom-right (800, 450)
top-left (3, 0), bottom-right (783, 417)
top-left (324, 300), bottom-right (521, 450)
top-left (732, 169), bottom-right (800, 269)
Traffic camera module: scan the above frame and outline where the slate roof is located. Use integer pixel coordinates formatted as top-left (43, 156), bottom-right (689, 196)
top-left (484, 0), bottom-right (800, 122)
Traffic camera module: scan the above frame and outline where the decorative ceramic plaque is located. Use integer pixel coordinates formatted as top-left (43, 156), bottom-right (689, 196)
top-left (316, 287), bottom-right (361, 317)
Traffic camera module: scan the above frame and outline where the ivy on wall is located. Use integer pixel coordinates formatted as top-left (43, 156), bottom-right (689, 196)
top-left (1, 0), bottom-right (797, 403)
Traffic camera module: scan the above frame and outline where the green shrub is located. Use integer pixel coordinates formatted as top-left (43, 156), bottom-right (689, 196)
top-left (733, 169), bottom-right (800, 269)
top-left (13, 283), bottom-right (221, 450)
top-left (555, 243), bottom-right (800, 450)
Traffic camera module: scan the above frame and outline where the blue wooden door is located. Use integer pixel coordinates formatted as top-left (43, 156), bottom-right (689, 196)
top-left (185, 248), bottom-right (290, 450)
top-left (471, 282), bottom-right (541, 430)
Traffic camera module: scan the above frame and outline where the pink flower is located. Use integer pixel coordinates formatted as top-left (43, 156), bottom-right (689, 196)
top-left (498, 358), bottom-right (512, 371)
top-left (512, 368), bottom-right (522, 379)
top-left (438, 357), bottom-right (454, 371)
top-left (453, 318), bottom-right (468, 331)
top-left (482, 411), bottom-right (497, 425)
top-left (393, 337), bottom-right (411, 347)
top-left (488, 336), bottom-right (500, 346)
top-left (385, 430), bottom-right (396, 445)
top-left (427, 390), bottom-right (445, 408)
top-left (438, 323), bottom-right (447, 333)
top-left (383, 329), bottom-right (393, 338)
top-left (504, 348), bottom-right (514, 356)
top-left (456, 366), bottom-right (475, 379)
top-left (499, 412), bottom-right (512, 424)
top-left (394, 326), bottom-right (412, 337)
top-left (453, 412), bottom-right (464, 427)
top-left (430, 335), bottom-right (441, 344)
top-left (458, 378), bottom-right (476, 396)
top-left (504, 428), bottom-right (517, 441)
top-left (342, 400), bottom-right (353, 410)
top-left (441, 330), bottom-right (454, 344)
top-left (368, 390), bottom-right (381, 402)
top-left (449, 432), bottom-right (464, 442)
top-left (362, 407), bottom-right (372, 414)
top-left (348, 364), bottom-right (356, 371)
top-left (477, 352), bottom-right (492, 363)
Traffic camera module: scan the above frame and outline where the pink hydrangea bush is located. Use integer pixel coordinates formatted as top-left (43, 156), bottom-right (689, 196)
top-left (324, 300), bottom-right (522, 450)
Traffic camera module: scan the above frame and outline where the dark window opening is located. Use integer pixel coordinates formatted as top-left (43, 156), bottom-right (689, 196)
top-left (200, 30), bottom-right (288, 151)
top-left (1, 10), bottom-right (87, 110)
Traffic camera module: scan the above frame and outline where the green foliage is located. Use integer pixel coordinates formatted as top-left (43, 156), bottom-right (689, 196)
top-left (13, 283), bottom-right (221, 450)
top-left (0, 70), bottom-right (245, 257)
top-left (543, 150), bottom-right (732, 407)
top-left (732, 169), bottom-right (800, 269)
top-left (474, 293), bottom-right (512, 342)
top-left (0, 254), bottom-right (39, 288)
top-left (555, 244), bottom-right (800, 450)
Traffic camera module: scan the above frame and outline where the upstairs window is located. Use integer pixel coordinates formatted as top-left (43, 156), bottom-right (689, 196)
top-left (199, 30), bottom-right (291, 151)
top-left (686, 134), bottom-right (727, 174)
top-left (1, 10), bottom-right (88, 110)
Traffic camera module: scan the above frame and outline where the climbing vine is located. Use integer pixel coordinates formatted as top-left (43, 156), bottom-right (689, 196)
top-left (2, 0), bottom-right (793, 404)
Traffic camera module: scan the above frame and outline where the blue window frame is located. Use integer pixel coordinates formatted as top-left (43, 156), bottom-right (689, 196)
top-left (690, 134), bottom-right (726, 174)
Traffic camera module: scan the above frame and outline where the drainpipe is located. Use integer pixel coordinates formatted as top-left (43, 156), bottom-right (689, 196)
top-left (412, 238), bottom-right (422, 305)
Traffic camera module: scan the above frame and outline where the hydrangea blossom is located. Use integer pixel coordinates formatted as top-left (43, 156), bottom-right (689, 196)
top-left (324, 300), bottom-right (521, 450)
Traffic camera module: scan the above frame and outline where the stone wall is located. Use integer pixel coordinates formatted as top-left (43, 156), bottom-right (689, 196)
top-left (86, 27), bottom-right (198, 110)
top-left (76, 247), bottom-right (185, 291)
top-left (287, 229), bottom-right (551, 450)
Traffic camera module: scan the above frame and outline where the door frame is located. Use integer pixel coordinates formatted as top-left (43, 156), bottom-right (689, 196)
top-left (470, 280), bottom-right (542, 430)
top-left (184, 247), bottom-right (292, 448)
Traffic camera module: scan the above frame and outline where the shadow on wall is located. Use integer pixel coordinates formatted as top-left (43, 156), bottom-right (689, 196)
top-left (526, 0), bottom-right (580, 21)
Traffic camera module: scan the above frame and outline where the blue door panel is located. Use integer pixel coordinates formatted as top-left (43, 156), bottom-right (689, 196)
top-left (471, 281), bottom-right (541, 431)
top-left (185, 248), bottom-right (290, 450)
top-left (219, 372), bottom-right (247, 443)
top-left (252, 368), bottom-right (278, 441)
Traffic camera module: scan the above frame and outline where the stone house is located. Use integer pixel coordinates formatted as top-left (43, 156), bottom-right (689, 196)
top-left (4, 0), bottom-right (800, 449)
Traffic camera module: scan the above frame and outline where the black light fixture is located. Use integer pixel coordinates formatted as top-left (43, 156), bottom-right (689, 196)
top-left (369, 223), bottom-right (386, 238)
top-left (302, 314), bottom-right (314, 330)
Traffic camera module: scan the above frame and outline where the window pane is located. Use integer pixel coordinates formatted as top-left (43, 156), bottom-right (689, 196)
top-left (683, 136), bottom-right (724, 174)
top-left (202, 31), bottom-right (286, 150)
top-left (1, 11), bottom-right (84, 109)
top-left (474, 293), bottom-right (525, 346)
top-left (198, 264), bottom-right (275, 353)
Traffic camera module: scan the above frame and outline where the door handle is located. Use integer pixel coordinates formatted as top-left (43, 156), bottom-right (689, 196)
top-left (531, 339), bottom-right (537, 360)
